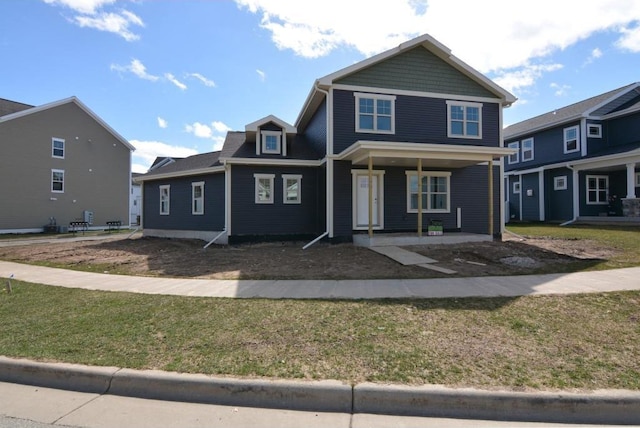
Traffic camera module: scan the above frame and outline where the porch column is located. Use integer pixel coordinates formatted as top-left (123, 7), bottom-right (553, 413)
top-left (368, 156), bottom-right (373, 238)
top-left (488, 160), bottom-right (494, 236)
top-left (626, 163), bottom-right (637, 199)
top-left (417, 158), bottom-right (423, 237)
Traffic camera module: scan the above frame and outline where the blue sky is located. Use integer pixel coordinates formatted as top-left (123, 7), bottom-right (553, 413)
top-left (2, 0), bottom-right (640, 173)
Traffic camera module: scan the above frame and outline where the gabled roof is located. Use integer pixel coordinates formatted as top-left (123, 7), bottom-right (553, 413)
top-left (0, 98), bottom-right (33, 117)
top-left (245, 114), bottom-right (297, 133)
top-left (137, 151), bottom-right (222, 181)
top-left (220, 131), bottom-right (322, 161)
top-left (0, 96), bottom-right (135, 151)
top-left (504, 83), bottom-right (640, 139)
top-left (296, 33), bottom-right (517, 130)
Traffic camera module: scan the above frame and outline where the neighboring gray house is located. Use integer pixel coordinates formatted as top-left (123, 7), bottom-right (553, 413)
top-left (0, 96), bottom-right (135, 233)
top-left (504, 83), bottom-right (640, 223)
top-left (136, 34), bottom-right (516, 245)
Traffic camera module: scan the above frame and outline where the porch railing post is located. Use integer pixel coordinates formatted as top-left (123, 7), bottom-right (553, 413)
top-left (368, 156), bottom-right (373, 238)
top-left (418, 158), bottom-right (422, 237)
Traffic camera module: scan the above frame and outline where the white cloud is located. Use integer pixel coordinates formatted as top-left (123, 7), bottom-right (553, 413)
top-left (212, 121), bottom-right (232, 133)
top-left (185, 122), bottom-right (214, 139)
top-left (165, 73), bottom-right (187, 90)
top-left (110, 58), bottom-right (159, 81)
top-left (236, 0), bottom-right (640, 91)
top-left (188, 73), bottom-right (216, 87)
top-left (492, 63), bottom-right (563, 94)
top-left (583, 47), bottom-right (603, 66)
top-left (185, 120), bottom-right (231, 150)
top-left (157, 117), bottom-right (168, 129)
top-left (256, 69), bottom-right (266, 81)
top-left (550, 82), bottom-right (571, 97)
top-left (130, 139), bottom-right (198, 172)
top-left (43, 0), bottom-right (115, 14)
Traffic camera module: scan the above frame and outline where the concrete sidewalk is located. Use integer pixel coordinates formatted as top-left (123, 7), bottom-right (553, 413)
top-left (1, 260), bottom-right (640, 299)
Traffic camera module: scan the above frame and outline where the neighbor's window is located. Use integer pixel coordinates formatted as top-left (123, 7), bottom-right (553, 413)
top-left (159, 185), bottom-right (170, 215)
top-left (587, 124), bottom-right (602, 138)
top-left (355, 93), bottom-right (395, 133)
top-left (564, 125), bottom-right (580, 153)
top-left (192, 181), bottom-right (204, 215)
top-left (636, 172), bottom-right (640, 187)
top-left (261, 131), bottom-right (281, 154)
top-left (51, 169), bottom-right (64, 192)
top-left (554, 176), bottom-right (567, 191)
top-left (521, 138), bottom-right (534, 162)
top-left (254, 173), bottom-right (274, 204)
top-left (507, 142), bottom-right (519, 164)
top-left (586, 175), bottom-right (608, 205)
top-left (52, 138), bottom-right (65, 158)
top-left (513, 181), bottom-right (521, 194)
top-left (447, 101), bottom-right (482, 138)
top-left (282, 174), bottom-right (302, 204)
top-left (406, 171), bottom-right (451, 213)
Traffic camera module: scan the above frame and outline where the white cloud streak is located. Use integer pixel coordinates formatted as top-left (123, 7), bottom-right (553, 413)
top-left (165, 73), bottom-right (187, 90)
top-left (157, 117), bottom-right (168, 129)
top-left (185, 120), bottom-right (231, 150)
top-left (256, 69), bottom-right (266, 81)
top-left (110, 59), bottom-right (159, 81)
top-left (188, 73), bottom-right (216, 87)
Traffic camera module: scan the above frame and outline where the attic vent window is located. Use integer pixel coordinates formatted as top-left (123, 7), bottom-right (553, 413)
top-left (588, 124), bottom-right (602, 138)
top-left (261, 131), bottom-right (282, 154)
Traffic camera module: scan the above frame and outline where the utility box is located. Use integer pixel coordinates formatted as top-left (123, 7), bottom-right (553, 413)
top-left (427, 219), bottom-right (443, 236)
top-left (83, 210), bottom-right (94, 225)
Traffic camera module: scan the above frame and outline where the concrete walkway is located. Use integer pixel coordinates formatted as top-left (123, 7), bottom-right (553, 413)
top-left (1, 260), bottom-right (640, 299)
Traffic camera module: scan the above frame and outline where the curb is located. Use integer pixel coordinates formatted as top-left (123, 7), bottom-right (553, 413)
top-left (2, 356), bottom-right (640, 424)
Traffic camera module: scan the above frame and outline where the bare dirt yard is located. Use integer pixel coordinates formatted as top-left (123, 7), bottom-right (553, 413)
top-left (0, 231), bottom-right (616, 280)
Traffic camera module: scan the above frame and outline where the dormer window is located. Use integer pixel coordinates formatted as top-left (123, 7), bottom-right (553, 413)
top-left (262, 131), bottom-right (281, 154)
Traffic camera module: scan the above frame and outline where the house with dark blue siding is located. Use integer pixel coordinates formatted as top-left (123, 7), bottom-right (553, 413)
top-left (504, 83), bottom-right (640, 224)
top-left (136, 34), bottom-right (516, 245)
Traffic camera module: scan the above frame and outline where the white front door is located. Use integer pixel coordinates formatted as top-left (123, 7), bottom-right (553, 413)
top-left (352, 171), bottom-right (384, 229)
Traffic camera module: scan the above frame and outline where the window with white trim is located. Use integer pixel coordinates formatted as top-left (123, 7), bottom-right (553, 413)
top-left (587, 124), bottom-right (602, 138)
top-left (355, 93), bottom-right (395, 134)
top-left (564, 125), bottom-right (580, 153)
top-left (507, 142), bottom-right (519, 164)
top-left (192, 181), bottom-right (204, 215)
top-left (521, 138), bottom-right (534, 162)
top-left (254, 173), bottom-right (274, 204)
top-left (261, 131), bottom-right (282, 154)
top-left (159, 185), bottom-right (170, 215)
top-left (586, 175), bottom-right (608, 205)
top-left (513, 181), bottom-right (521, 194)
top-left (52, 138), bottom-right (65, 158)
top-left (282, 174), bottom-right (301, 204)
top-left (447, 101), bottom-right (482, 138)
top-left (406, 171), bottom-right (451, 213)
top-left (51, 169), bottom-right (64, 192)
top-left (554, 176), bottom-right (567, 191)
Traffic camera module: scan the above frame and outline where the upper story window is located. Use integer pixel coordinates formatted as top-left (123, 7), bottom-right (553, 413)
top-left (587, 124), bottom-right (602, 138)
top-left (261, 131), bottom-right (282, 154)
top-left (192, 181), bottom-right (204, 215)
top-left (282, 174), bottom-right (302, 204)
top-left (254, 173), bottom-right (274, 204)
top-left (52, 138), bottom-right (65, 158)
top-left (159, 185), bottom-right (170, 215)
top-left (564, 125), bottom-right (580, 154)
top-left (447, 101), bottom-right (482, 139)
top-left (521, 138), bottom-right (534, 162)
top-left (355, 93), bottom-right (395, 134)
top-left (406, 171), bottom-right (451, 213)
top-left (51, 169), bottom-right (64, 193)
top-left (507, 142), bottom-right (519, 164)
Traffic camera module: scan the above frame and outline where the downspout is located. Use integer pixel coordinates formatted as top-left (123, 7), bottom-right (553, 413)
top-left (204, 160), bottom-right (230, 249)
top-left (303, 82), bottom-right (331, 249)
top-left (560, 164), bottom-right (578, 226)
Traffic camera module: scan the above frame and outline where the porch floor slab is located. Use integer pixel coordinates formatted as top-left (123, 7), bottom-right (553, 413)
top-left (353, 232), bottom-right (492, 248)
top-left (369, 246), bottom-right (437, 265)
top-left (417, 263), bottom-right (457, 274)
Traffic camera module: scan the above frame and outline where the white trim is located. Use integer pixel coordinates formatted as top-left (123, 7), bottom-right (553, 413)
top-left (225, 164), bottom-right (232, 236)
top-left (245, 114), bottom-right (296, 133)
top-left (52, 137), bottom-right (65, 159)
top-left (513, 180), bottom-right (521, 194)
top-left (254, 173), bottom-right (275, 204)
top-left (586, 174), bottom-right (609, 205)
top-left (261, 130), bottom-right (282, 154)
top-left (351, 169), bottom-right (385, 230)
top-left (51, 169), bottom-right (64, 193)
top-left (446, 100), bottom-right (482, 139)
top-left (405, 170), bottom-right (451, 213)
top-left (507, 141), bottom-right (519, 164)
top-left (563, 125), bottom-right (580, 154)
top-left (538, 171), bottom-right (545, 221)
top-left (587, 123), bottom-right (602, 138)
top-left (191, 181), bottom-right (204, 215)
top-left (134, 166), bottom-right (225, 182)
top-left (333, 84), bottom-right (505, 105)
top-left (521, 137), bottom-right (534, 162)
top-left (159, 184), bottom-right (170, 215)
top-left (219, 157), bottom-right (323, 167)
top-left (282, 174), bottom-right (302, 204)
top-left (636, 172), bottom-right (640, 187)
top-left (354, 92), bottom-right (396, 134)
top-left (554, 175), bottom-right (568, 190)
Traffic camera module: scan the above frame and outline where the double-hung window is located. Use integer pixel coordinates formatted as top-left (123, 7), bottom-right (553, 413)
top-left (564, 126), bottom-right (580, 153)
top-left (51, 169), bottom-right (64, 192)
top-left (159, 185), bottom-right (170, 215)
top-left (282, 174), bottom-right (302, 204)
top-left (192, 182), bottom-right (204, 215)
top-left (586, 175), bottom-right (608, 205)
top-left (254, 174), bottom-right (274, 204)
top-left (521, 138), bottom-right (534, 162)
top-left (406, 171), bottom-right (451, 213)
top-left (507, 142), bottom-right (519, 164)
top-left (355, 93), bottom-right (395, 134)
top-left (52, 138), bottom-right (65, 158)
top-left (447, 101), bottom-right (482, 138)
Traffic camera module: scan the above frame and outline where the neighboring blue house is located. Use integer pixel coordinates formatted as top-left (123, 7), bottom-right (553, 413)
top-left (136, 34), bottom-right (516, 245)
top-left (504, 83), bottom-right (640, 223)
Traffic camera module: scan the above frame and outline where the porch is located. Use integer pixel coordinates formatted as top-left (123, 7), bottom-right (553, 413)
top-left (575, 216), bottom-right (640, 226)
top-left (353, 231), bottom-right (493, 247)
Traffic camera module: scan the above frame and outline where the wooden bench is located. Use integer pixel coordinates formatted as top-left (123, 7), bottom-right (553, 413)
top-left (106, 220), bottom-right (122, 233)
top-left (69, 221), bottom-right (89, 235)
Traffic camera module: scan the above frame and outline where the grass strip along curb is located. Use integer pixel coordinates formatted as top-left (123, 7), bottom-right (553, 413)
top-left (2, 356), bottom-right (640, 425)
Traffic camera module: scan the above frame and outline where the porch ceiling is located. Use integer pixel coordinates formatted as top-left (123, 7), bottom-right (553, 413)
top-left (337, 141), bottom-right (515, 168)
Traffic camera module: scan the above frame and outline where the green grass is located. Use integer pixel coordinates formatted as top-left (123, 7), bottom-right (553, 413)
top-left (506, 223), bottom-right (640, 270)
top-left (2, 280), bottom-right (639, 390)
